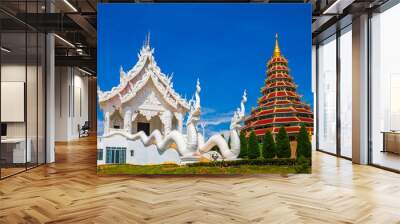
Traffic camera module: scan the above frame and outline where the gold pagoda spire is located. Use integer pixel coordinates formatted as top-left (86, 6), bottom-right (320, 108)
top-left (273, 33), bottom-right (281, 57)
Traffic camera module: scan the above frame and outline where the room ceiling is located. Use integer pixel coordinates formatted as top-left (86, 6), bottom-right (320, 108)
top-left (1, 0), bottom-right (393, 75)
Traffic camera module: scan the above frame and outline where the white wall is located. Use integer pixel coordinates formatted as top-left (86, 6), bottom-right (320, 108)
top-left (55, 67), bottom-right (68, 141)
top-left (1, 63), bottom-right (46, 164)
top-left (98, 134), bottom-right (181, 165)
top-left (1, 65), bottom-right (26, 138)
top-left (55, 67), bottom-right (89, 141)
top-left (1, 65), bottom-right (40, 138)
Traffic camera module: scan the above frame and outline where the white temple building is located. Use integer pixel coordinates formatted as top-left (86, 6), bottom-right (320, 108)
top-left (97, 34), bottom-right (247, 165)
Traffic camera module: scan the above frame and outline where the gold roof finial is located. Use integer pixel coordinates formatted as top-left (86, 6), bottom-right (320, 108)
top-left (274, 33), bottom-right (281, 57)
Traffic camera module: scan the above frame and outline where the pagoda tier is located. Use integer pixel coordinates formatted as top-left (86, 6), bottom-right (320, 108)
top-left (242, 34), bottom-right (314, 138)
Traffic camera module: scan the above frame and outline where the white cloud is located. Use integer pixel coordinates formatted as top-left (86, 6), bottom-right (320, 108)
top-left (197, 110), bottom-right (236, 138)
top-left (201, 107), bottom-right (216, 115)
top-left (201, 111), bottom-right (234, 126)
top-left (208, 129), bottom-right (230, 139)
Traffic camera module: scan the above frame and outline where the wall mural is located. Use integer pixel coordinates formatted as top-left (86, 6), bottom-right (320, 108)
top-left (97, 3), bottom-right (313, 174)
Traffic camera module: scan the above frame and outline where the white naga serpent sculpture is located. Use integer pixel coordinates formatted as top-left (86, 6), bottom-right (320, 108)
top-left (185, 80), bottom-right (247, 159)
top-left (103, 80), bottom-right (246, 160)
top-left (196, 89), bottom-right (247, 159)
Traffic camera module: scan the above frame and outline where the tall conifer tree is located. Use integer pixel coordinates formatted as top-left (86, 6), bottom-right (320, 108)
top-left (276, 126), bottom-right (291, 158)
top-left (262, 130), bottom-right (276, 159)
top-left (248, 131), bottom-right (260, 159)
top-left (238, 132), bottom-right (248, 158)
top-left (296, 124), bottom-right (311, 158)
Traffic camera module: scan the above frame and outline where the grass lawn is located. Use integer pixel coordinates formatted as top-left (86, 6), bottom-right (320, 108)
top-left (97, 163), bottom-right (302, 175)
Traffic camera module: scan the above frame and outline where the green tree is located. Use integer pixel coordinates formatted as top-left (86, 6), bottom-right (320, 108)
top-left (248, 131), bottom-right (260, 159)
top-left (296, 124), bottom-right (312, 159)
top-left (238, 132), bottom-right (248, 158)
top-left (276, 126), bottom-right (291, 158)
top-left (262, 130), bottom-right (276, 159)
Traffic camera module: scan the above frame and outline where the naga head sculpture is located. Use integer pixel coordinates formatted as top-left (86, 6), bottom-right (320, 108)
top-left (230, 90), bottom-right (247, 130)
top-left (120, 66), bottom-right (127, 84)
top-left (186, 79), bottom-right (201, 126)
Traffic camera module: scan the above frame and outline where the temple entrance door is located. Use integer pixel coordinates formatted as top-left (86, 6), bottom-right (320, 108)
top-left (137, 122), bottom-right (150, 135)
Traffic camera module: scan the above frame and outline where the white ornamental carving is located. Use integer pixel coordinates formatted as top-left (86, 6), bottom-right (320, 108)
top-left (173, 112), bottom-right (183, 132)
top-left (160, 111), bottom-right (172, 135)
top-left (131, 112), bottom-right (138, 122)
top-left (124, 110), bottom-right (132, 132)
top-left (97, 34), bottom-right (189, 111)
top-left (143, 89), bottom-right (161, 106)
top-left (139, 110), bottom-right (159, 121)
top-left (104, 112), bottom-right (110, 134)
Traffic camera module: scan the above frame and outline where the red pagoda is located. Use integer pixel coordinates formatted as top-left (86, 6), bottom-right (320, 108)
top-left (242, 34), bottom-right (313, 140)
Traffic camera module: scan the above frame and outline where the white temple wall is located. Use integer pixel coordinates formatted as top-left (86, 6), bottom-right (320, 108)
top-left (97, 133), bottom-right (127, 165)
top-left (98, 134), bottom-right (181, 165)
top-left (127, 139), bottom-right (180, 165)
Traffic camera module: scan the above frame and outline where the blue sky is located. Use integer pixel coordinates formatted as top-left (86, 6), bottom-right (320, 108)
top-left (98, 3), bottom-right (312, 136)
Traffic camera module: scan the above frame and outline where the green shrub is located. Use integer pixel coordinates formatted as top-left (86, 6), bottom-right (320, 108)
top-left (276, 126), bottom-right (291, 158)
top-left (296, 124), bottom-right (312, 159)
top-left (238, 132), bottom-right (248, 158)
top-left (262, 130), bottom-right (276, 159)
top-left (187, 158), bottom-right (296, 167)
top-left (247, 131), bottom-right (260, 159)
top-left (294, 156), bottom-right (311, 173)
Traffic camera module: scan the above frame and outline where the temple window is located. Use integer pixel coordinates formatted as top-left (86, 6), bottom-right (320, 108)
top-left (97, 149), bottom-right (103, 160)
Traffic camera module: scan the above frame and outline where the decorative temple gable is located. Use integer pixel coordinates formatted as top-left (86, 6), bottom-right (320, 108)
top-left (98, 33), bottom-right (189, 111)
top-left (98, 34), bottom-right (189, 136)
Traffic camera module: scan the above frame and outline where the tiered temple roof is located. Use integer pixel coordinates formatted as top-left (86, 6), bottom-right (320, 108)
top-left (242, 34), bottom-right (313, 137)
top-left (97, 33), bottom-right (190, 112)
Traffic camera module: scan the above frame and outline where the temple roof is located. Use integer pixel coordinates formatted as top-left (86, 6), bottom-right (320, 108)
top-left (263, 81), bottom-right (296, 89)
top-left (250, 126), bottom-right (313, 136)
top-left (273, 33), bottom-right (281, 57)
top-left (242, 33), bottom-right (314, 136)
top-left (98, 34), bottom-right (190, 111)
top-left (248, 106), bottom-right (313, 119)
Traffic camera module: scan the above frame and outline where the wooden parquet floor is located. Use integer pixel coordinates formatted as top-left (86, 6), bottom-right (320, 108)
top-left (1, 136), bottom-right (400, 224)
